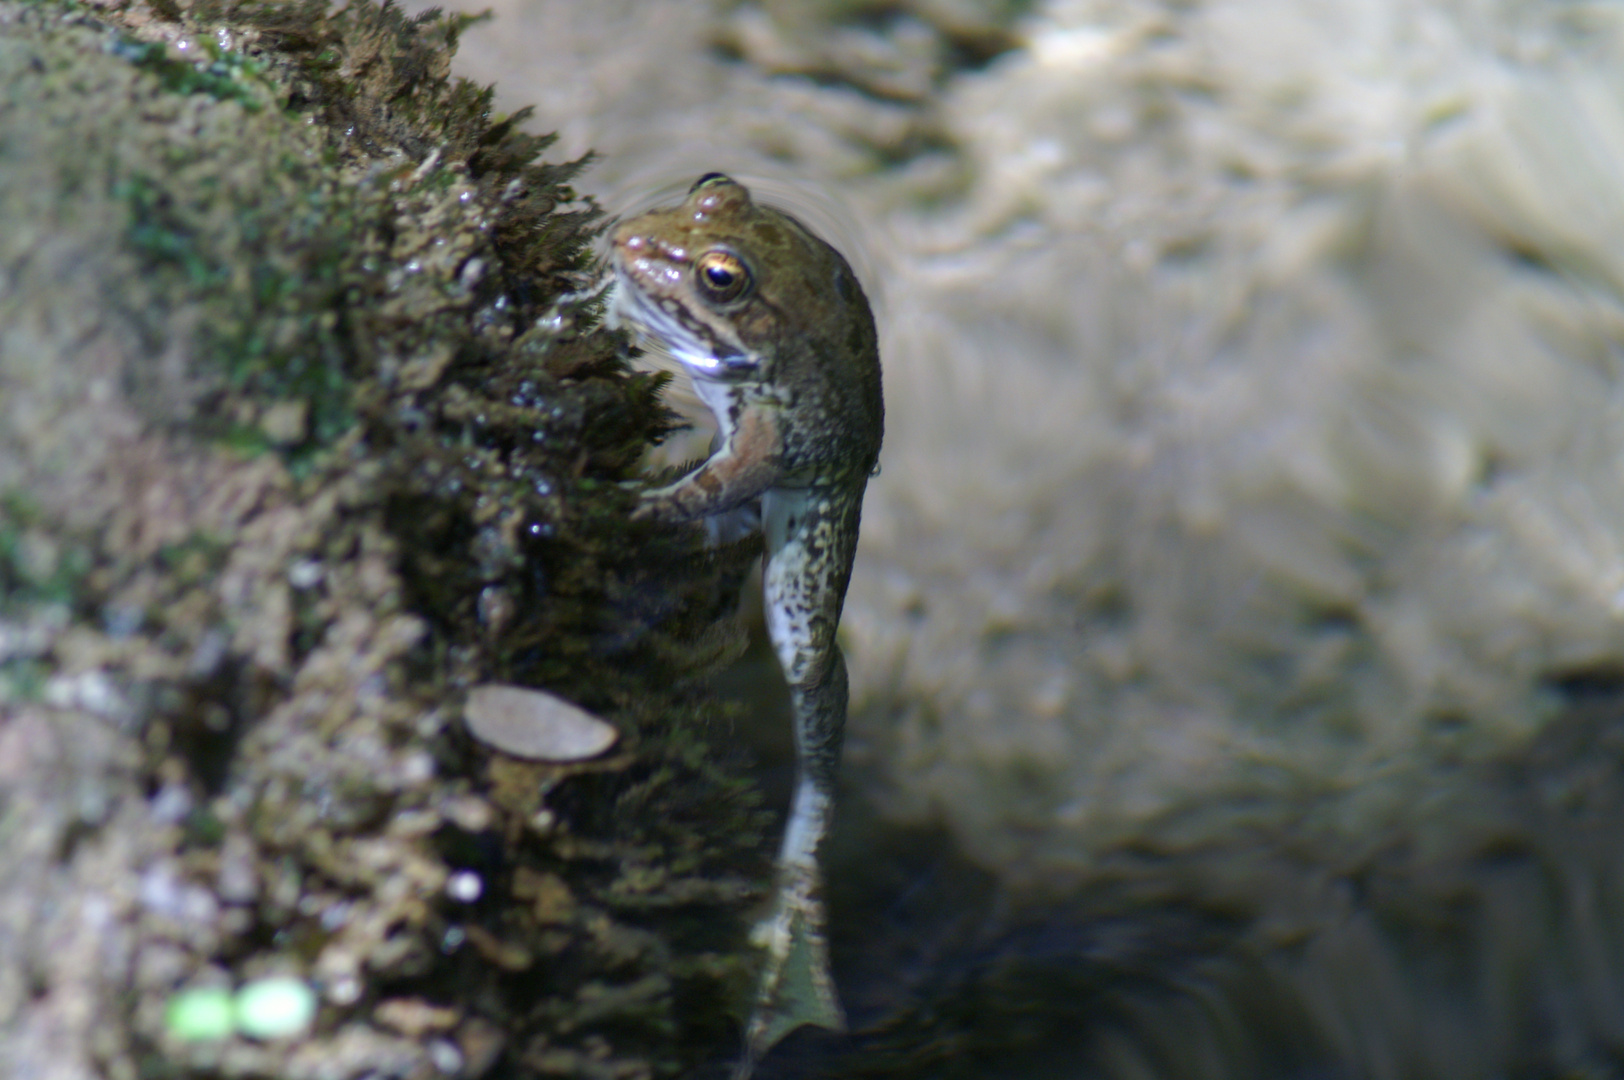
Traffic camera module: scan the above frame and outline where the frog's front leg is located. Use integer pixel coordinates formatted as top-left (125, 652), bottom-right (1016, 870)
top-left (738, 482), bottom-right (863, 1071)
top-left (633, 401), bottom-right (782, 523)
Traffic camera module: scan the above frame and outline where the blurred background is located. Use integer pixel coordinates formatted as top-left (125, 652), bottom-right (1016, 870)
top-left (403, 1), bottom-right (1624, 1074)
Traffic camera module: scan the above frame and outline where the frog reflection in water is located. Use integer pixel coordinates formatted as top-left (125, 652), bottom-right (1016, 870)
top-left (611, 174), bottom-right (883, 1071)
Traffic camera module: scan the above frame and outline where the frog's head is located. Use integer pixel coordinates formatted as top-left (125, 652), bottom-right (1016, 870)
top-left (610, 174), bottom-right (763, 381)
top-left (611, 174), bottom-right (856, 385)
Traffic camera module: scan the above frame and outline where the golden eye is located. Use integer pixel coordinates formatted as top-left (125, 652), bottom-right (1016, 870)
top-left (694, 250), bottom-right (752, 304)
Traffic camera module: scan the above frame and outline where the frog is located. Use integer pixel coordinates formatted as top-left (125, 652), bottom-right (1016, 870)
top-left (610, 173), bottom-right (883, 1072)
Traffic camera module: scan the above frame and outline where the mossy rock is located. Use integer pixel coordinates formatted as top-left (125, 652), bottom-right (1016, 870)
top-left (0, 0), bottom-right (769, 1076)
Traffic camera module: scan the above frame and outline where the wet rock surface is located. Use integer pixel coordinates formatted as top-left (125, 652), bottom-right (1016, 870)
top-left (0, 1), bottom-right (772, 1076)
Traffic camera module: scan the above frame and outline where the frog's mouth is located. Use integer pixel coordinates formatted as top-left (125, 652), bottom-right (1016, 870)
top-left (609, 272), bottom-right (759, 380)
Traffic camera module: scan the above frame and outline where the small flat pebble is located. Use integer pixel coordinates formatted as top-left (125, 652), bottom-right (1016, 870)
top-left (165, 987), bottom-right (235, 1041)
top-left (462, 683), bottom-right (618, 761)
top-left (234, 976), bottom-right (317, 1039)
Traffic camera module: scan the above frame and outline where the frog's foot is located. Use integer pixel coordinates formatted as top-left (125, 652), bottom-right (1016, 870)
top-left (734, 867), bottom-right (845, 1079)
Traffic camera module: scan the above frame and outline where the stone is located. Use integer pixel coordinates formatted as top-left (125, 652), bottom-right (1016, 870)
top-left (462, 684), bottom-right (618, 761)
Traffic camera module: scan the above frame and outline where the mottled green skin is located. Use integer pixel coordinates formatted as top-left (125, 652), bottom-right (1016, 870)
top-left (612, 174), bottom-right (883, 1069)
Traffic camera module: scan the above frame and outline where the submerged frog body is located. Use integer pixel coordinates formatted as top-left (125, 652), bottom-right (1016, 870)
top-left (611, 174), bottom-right (883, 1071)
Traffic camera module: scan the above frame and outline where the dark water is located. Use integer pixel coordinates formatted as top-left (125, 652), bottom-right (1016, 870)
top-left (705, 677), bottom-right (1624, 1080)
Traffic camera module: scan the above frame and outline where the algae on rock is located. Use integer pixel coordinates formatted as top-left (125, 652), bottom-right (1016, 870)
top-left (0, 1), bottom-right (767, 1077)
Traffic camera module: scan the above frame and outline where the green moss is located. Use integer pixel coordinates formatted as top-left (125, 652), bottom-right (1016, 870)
top-left (107, 33), bottom-right (270, 111)
top-left (154, 535), bottom-right (230, 586)
top-left (0, 657), bottom-right (49, 701)
top-left (111, 154), bottom-right (374, 456)
top-left (0, 495), bottom-right (92, 613)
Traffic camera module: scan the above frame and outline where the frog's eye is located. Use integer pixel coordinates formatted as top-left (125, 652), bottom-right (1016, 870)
top-left (694, 250), bottom-right (752, 304)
